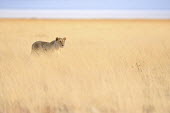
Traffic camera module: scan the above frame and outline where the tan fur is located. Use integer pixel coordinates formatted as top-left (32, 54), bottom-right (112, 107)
top-left (31, 37), bottom-right (66, 55)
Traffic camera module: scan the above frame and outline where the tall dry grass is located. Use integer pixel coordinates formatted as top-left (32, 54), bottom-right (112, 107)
top-left (0, 19), bottom-right (170, 113)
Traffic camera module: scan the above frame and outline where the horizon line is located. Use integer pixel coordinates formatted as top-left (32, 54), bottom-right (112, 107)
top-left (0, 9), bottom-right (170, 19)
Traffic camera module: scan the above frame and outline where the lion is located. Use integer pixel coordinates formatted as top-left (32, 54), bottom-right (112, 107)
top-left (31, 37), bottom-right (66, 55)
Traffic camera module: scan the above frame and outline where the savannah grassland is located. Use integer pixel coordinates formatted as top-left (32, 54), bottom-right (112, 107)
top-left (0, 19), bottom-right (170, 113)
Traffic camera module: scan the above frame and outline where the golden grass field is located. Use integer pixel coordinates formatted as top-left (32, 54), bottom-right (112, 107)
top-left (0, 19), bottom-right (170, 113)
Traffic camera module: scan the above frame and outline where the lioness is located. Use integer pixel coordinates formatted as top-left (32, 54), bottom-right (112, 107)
top-left (31, 37), bottom-right (66, 55)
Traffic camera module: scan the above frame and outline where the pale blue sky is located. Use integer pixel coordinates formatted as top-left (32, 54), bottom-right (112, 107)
top-left (0, 0), bottom-right (170, 10)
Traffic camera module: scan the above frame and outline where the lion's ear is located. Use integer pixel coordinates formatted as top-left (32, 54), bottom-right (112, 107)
top-left (56, 37), bottom-right (59, 41)
top-left (63, 37), bottom-right (66, 40)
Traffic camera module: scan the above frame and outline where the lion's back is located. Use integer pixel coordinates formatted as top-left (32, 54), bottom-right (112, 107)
top-left (32, 41), bottom-right (49, 50)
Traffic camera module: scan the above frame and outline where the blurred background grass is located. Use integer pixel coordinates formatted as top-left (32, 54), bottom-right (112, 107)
top-left (0, 19), bottom-right (170, 113)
